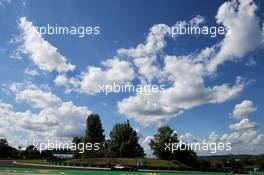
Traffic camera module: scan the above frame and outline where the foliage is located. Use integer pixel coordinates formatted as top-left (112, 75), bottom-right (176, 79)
top-left (149, 126), bottom-right (198, 167)
top-left (0, 138), bottom-right (14, 158)
top-left (85, 114), bottom-right (105, 144)
top-left (149, 126), bottom-right (178, 160)
top-left (109, 120), bottom-right (144, 158)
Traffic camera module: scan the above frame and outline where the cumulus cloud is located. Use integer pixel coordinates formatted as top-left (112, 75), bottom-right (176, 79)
top-left (118, 92), bottom-right (184, 126)
top-left (229, 118), bottom-right (258, 131)
top-left (139, 135), bottom-right (154, 157)
top-left (12, 84), bottom-right (61, 109)
top-left (17, 17), bottom-right (75, 73)
top-left (118, 55), bottom-right (245, 126)
top-left (117, 17), bottom-right (206, 83)
top-left (118, 24), bottom-right (168, 58)
top-left (59, 58), bottom-right (135, 94)
top-left (177, 129), bottom-right (264, 155)
top-left (220, 130), bottom-right (264, 154)
top-left (27, 0), bottom-right (261, 129)
top-left (179, 132), bottom-right (201, 143)
top-left (230, 100), bottom-right (257, 119)
top-left (118, 24), bottom-right (169, 82)
top-left (54, 74), bottom-right (68, 87)
top-left (207, 0), bottom-right (263, 72)
top-left (0, 82), bottom-right (91, 147)
top-left (24, 68), bottom-right (39, 76)
top-left (117, 0), bottom-right (263, 126)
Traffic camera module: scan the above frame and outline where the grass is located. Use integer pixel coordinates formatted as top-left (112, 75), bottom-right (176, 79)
top-left (17, 159), bottom-right (48, 165)
top-left (17, 158), bottom-right (186, 169)
top-left (66, 158), bottom-right (184, 168)
top-left (143, 159), bottom-right (183, 168)
top-left (66, 158), bottom-right (138, 165)
top-left (0, 167), bottom-right (231, 175)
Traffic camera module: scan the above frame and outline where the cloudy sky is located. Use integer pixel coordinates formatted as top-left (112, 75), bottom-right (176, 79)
top-left (0, 0), bottom-right (264, 155)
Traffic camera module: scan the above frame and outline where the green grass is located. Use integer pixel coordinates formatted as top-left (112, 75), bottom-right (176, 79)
top-left (143, 159), bottom-right (183, 168)
top-left (17, 159), bottom-right (48, 165)
top-left (66, 158), bottom-right (184, 168)
top-left (0, 167), bottom-right (231, 175)
top-left (17, 158), bottom-right (183, 169)
top-left (18, 158), bottom-right (187, 169)
top-left (66, 157), bottom-right (138, 165)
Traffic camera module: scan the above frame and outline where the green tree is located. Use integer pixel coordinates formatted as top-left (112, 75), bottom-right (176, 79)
top-left (26, 145), bottom-right (37, 151)
top-left (24, 145), bottom-right (40, 159)
top-left (149, 126), bottom-right (198, 167)
top-left (85, 114), bottom-right (105, 144)
top-left (84, 114), bottom-right (105, 157)
top-left (73, 136), bottom-right (83, 145)
top-left (72, 136), bottom-right (83, 157)
top-left (109, 120), bottom-right (144, 158)
top-left (149, 126), bottom-right (178, 160)
top-left (0, 138), bottom-right (14, 158)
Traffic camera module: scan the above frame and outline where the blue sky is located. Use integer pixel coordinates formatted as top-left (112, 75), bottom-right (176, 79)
top-left (0, 0), bottom-right (264, 155)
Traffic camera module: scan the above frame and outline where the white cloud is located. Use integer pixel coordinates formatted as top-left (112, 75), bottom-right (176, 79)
top-left (117, 0), bottom-right (263, 126)
top-left (17, 17), bottom-right (75, 73)
top-left (177, 99), bottom-right (262, 155)
top-left (118, 24), bottom-right (168, 58)
top-left (61, 58), bottom-right (135, 94)
top-left (54, 74), bottom-right (68, 87)
top-left (208, 131), bottom-right (219, 143)
top-left (220, 130), bottom-right (264, 154)
top-left (177, 129), bottom-right (264, 155)
top-left (230, 100), bottom-right (257, 119)
top-left (117, 17), bottom-right (206, 83)
top-left (207, 0), bottom-right (263, 72)
top-left (19, 0), bottom-right (260, 131)
top-left (133, 56), bottom-right (160, 82)
top-left (13, 85), bottom-right (61, 109)
top-left (189, 15), bottom-right (205, 26)
top-left (118, 24), bottom-right (169, 82)
top-left (118, 55), bottom-right (245, 126)
top-left (24, 68), bottom-right (39, 76)
top-left (139, 135), bottom-right (154, 157)
top-left (179, 132), bottom-right (201, 143)
top-left (118, 92), bottom-right (184, 126)
top-left (229, 118), bottom-right (258, 131)
top-left (0, 82), bottom-right (91, 148)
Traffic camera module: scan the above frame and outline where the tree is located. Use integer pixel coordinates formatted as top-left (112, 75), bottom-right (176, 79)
top-left (0, 138), bottom-right (14, 158)
top-left (24, 145), bottom-right (40, 159)
top-left (173, 146), bottom-right (198, 167)
top-left (0, 138), bottom-right (8, 145)
top-left (26, 145), bottom-right (37, 151)
top-left (73, 136), bottom-right (83, 145)
top-left (72, 136), bottom-right (83, 157)
top-left (149, 126), bottom-right (198, 167)
top-left (85, 114), bottom-right (105, 144)
top-left (149, 126), bottom-right (178, 160)
top-left (109, 120), bottom-right (144, 158)
top-left (84, 114), bottom-right (105, 157)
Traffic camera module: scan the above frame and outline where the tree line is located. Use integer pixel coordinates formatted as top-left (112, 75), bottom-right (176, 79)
top-left (0, 113), bottom-right (198, 167)
top-left (72, 114), bottom-right (144, 158)
top-left (71, 114), bottom-right (198, 167)
top-left (2, 113), bottom-right (264, 171)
